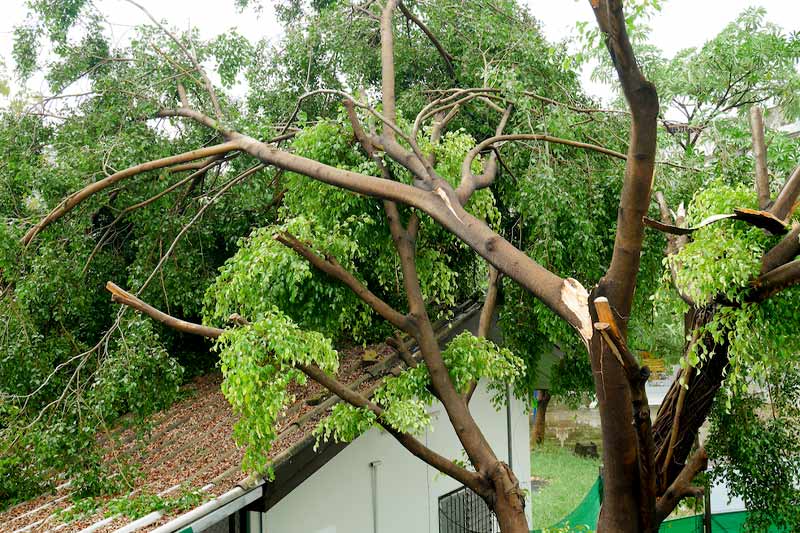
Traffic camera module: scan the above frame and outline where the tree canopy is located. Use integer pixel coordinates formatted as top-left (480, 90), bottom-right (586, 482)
top-left (1, 1), bottom-right (799, 531)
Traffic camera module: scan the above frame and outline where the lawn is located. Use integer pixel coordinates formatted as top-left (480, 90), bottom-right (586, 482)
top-left (530, 443), bottom-right (601, 530)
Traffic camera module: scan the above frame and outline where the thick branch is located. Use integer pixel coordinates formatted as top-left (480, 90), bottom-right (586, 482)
top-left (591, 0), bottom-right (659, 327)
top-left (380, 0), bottom-right (399, 139)
top-left (749, 106), bottom-right (771, 209)
top-left (156, 105), bottom-right (588, 343)
top-left (382, 193), bottom-right (498, 471)
top-left (761, 222), bottom-right (800, 274)
top-left (105, 282), bottom-right (223, 338)
top-left (751, 258), bottom-right (800, 301)
top-left (594, 294), bottom-right (656, 531)
top-left (21, 142), bottom-right (238, 245)
top-left (274, 231), bottom-right (413, 334)
top-left (771, 166), bottom-right (800, 222)
top-left (224, 129), bottom-right (589, 332)
top-left (655, 447), bottom-right (708, 524)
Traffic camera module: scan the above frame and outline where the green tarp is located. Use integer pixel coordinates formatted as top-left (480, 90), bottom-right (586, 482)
top-left (659, 510), bottom-right (785, 532)
top-left (532, 476), bottom-right (785, 532)
top-left (531, 477), bottom-right (601, 532)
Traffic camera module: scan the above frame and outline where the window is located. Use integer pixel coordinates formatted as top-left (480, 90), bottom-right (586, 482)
top-left (438, 486), bottom-right (499, 533)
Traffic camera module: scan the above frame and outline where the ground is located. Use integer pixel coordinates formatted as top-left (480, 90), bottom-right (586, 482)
top-left (529, 434), bottom-right (601, 529)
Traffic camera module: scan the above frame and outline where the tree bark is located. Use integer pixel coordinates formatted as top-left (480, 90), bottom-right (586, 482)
top-left (589, 320), bottom-right (642, 533)
top-left (532, 390), bottom-right (551, 445)
top-left (587, 1), bottom-right (660, 528)
top-left (490, 462), bottom-right (530, 533)
top-left (653, 307), bottom-right (729, 494)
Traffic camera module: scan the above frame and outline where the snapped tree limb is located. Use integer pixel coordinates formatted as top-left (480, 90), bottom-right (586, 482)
top-left (21, 142), bottom-right (239, 246)
top-left (749, 106), bottom-right (771, 210)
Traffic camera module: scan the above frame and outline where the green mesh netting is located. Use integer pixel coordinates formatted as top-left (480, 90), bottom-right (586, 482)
top-left (531, 477), bottom-right (602, 532)
top-left (530, 477), bottom-right (785, 533)
top-left (659, 510), bottom-right (786, 532)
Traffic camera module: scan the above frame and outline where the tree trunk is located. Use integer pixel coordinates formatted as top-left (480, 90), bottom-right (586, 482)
top-left (653, 306), bottom-right (730, 493)
top-left (589, 332), bottom-right (643, 533)
top-left (490, 461), bottom-right (530, 533)
top-left (533, 389), bottom-right (551, 445)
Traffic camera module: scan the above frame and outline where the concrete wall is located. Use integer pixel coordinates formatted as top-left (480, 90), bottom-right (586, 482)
top-left (262, 380), bottom-right (531, 533)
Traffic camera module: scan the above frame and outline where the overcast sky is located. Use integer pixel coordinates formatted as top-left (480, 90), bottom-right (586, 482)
top-left (1, 0), bottom-right (797, 103)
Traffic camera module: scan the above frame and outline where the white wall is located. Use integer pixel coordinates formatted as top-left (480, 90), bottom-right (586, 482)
top-left (263, 381), bottom-right (531, 533)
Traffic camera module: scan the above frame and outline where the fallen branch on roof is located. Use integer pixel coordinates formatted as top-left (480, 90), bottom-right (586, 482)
top-left (104, 281), bottom-right (491, 498)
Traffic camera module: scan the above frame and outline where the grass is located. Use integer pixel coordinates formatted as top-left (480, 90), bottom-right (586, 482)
top-left (529, 443), bottom-right (601, 530)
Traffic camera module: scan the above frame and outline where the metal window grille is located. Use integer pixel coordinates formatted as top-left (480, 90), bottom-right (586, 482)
top-left (438, 486), bottom-right (499, 533)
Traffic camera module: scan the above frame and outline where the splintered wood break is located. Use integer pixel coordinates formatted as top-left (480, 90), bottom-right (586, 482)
top-left (643, 207), bottom-right (788, 236)
top-left (592, 296), bottom-right (620, 338)
top-left (434, 187), bottom-right (463, 223)
top-left (561, 278), bottom-right (592, 343)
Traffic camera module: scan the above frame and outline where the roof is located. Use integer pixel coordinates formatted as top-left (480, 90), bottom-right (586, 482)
top-left (2, 301), bottom-right (483, 533)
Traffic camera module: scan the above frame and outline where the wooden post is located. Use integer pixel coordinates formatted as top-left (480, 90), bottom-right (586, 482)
top-left (703, 476), bottom-right (712, 533)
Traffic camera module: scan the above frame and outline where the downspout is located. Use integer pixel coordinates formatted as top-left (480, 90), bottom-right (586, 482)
top-left (506, 385), bottom-right (513, 470)
top-left (370, 460), bottom-right (382, 533)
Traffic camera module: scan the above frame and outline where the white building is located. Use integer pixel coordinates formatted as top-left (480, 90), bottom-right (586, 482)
top-left (257, 379), bottom-right (530, 533)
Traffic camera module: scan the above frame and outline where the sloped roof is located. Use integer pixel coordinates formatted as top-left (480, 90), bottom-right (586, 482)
top-left (3, 302), bottom-right (482, 533)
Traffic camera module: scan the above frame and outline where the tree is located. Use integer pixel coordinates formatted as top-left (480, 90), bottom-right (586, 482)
top-left (3, 1), bottom-right (800, 532)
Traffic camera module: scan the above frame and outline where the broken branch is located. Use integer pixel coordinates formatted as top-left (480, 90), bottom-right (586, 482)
top-left (21, 142), bottom-right (238, 245)
top-left (749, 106), bottom-right (771, 209)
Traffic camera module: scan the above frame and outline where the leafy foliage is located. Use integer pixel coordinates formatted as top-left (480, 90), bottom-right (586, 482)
top-left (671, 184), bottom-right (769, 306)
top-left (214, 309), bottom-right (338, 475)
top-left (707, 363), bottom-right (800, 532)
top-left (314, 332), bottom-right (524, 444)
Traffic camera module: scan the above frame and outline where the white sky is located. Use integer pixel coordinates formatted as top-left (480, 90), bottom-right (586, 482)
top-left (1, 0), bottom-right (798, 103)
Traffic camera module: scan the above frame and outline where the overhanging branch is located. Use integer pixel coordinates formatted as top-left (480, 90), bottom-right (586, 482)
top-left (273, 231), bottom-right (413, 334)
top-left (21, 142), bottom-right (239, 246)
